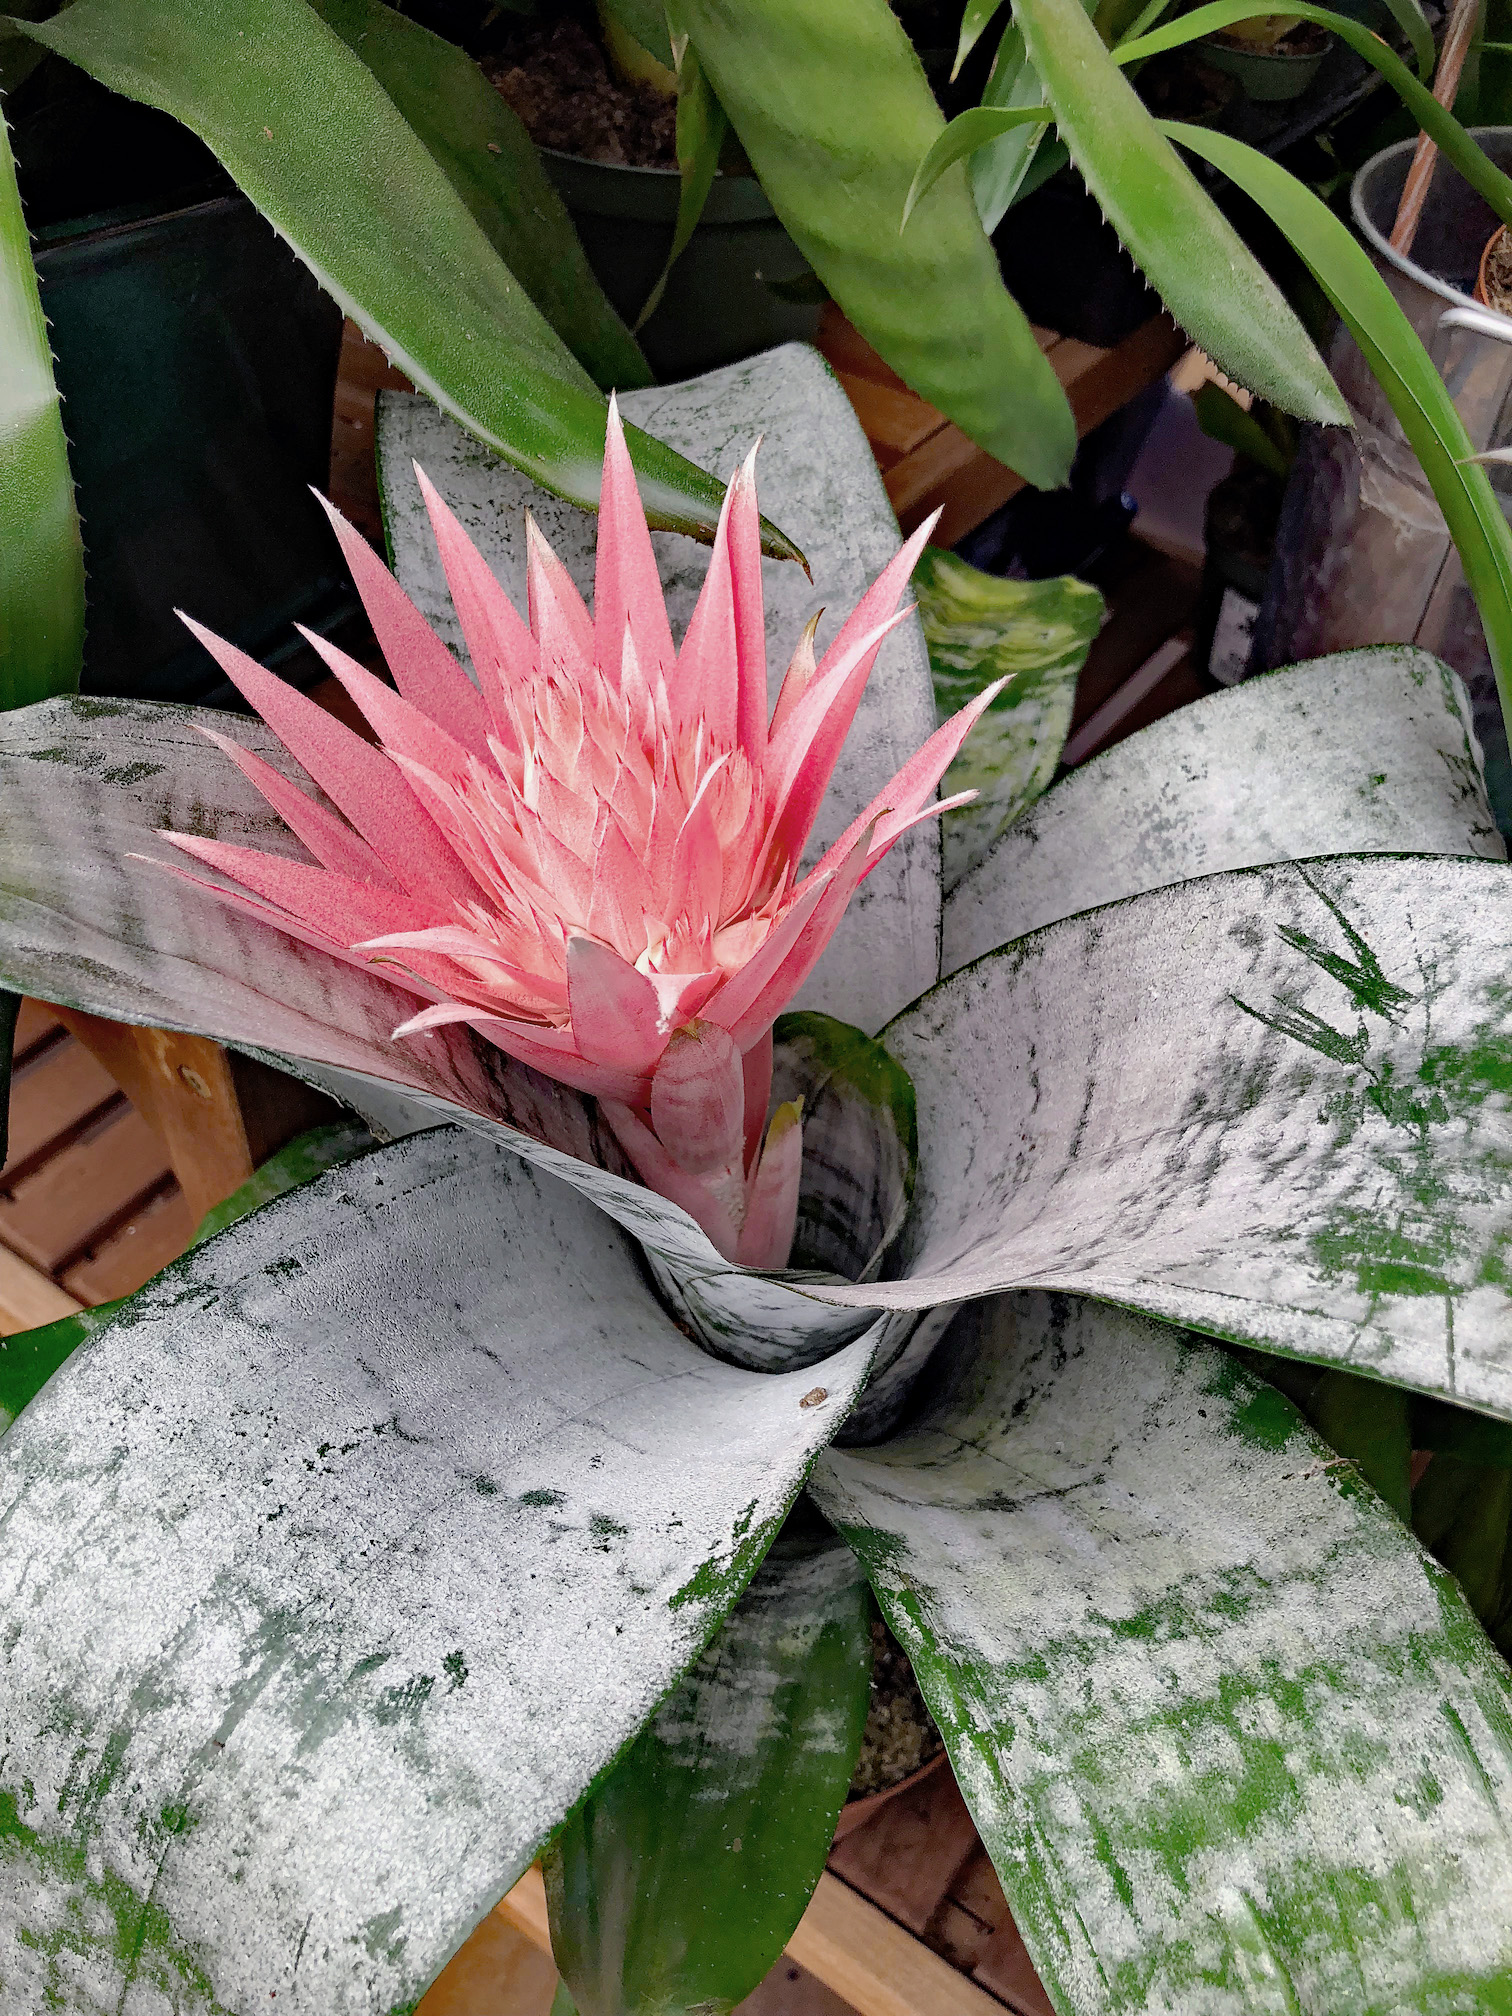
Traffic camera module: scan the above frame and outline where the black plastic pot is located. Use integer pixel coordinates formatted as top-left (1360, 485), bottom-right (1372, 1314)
top-left (991, 168), bottom-right (1159, 349)
top-left (13, 56), bottom-right (350, 706)
top-left (34, 195), bottom-right (348, 706)
top-left (540, 150), bottom-right (824, 381)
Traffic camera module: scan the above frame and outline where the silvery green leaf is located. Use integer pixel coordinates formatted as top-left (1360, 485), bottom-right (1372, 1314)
top-left (812, 854), bottom-right (1512, 1420)
top-left (0, 1127), bottom-right (875, 2016)
top-left (0, 694), bottom-right (874, 1370)
top-left (544, 1514), bottom-right (872, 2016)
top-left (772, 1011), bottom-right (917, 1285)
top-left (943, 648), bottom-right (1505, 976)
top-left (377, 343), bottom-right (940, 1038)
top-left (913, 546), bottom-right (1100, 893)
top-left (812, 1291), bottom-right (1512, 2014)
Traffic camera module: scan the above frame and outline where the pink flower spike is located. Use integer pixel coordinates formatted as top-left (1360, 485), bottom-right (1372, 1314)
top-left (566, 934), bottom-right (665, 1077)
top-left (595, 395), bottom-right (676, 681)
top-left (157, 455), bottom-right (997, 1258)
top-left (806, 676), bottom-right (1008, 887)
top-left (313, 489), bottom-right (492, 760)
top-left (650, 1024), bottom-right (745, 1177)
top-left (194, 725), bottom-right (397, 890)
top-left (737, 1099), bottom-right (804, 1269)
top-left (601, 1097), bottom-right (745, 1258)
top-left (413, 466), bottom-right (537, 745)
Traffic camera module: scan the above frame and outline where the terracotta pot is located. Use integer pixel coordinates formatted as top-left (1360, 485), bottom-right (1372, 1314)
top-left (832, 1748), bottom-right (949, 1842)
top-left (1476, 223), bottom-right (1509, 310)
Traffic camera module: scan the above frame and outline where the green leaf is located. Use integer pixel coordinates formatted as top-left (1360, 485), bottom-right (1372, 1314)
top-left (0, 106), bottom-right (84, 709)
top-left (953, 0), bottom-right (1006, 77)
top-left (812, 1291), bottom-right (1512, 2014)
top-left (1128, 0), bottom-right (1435, 87)
top-left (1010, 0), bottom-right (1348, 424)
top-left (307, 0), bottom-right (652, 393)
top-left (1192, 381), bottom-right (1290, 480)
top-left (0, 1302), bottom-right (120, 1435)
top-left (912, 545), bottom-right (1100, 890)
top-left (14, 0), bottom-right (795, 554)
top-left (772, 1012), bottom-right (918, 1285)
top-left (902, 103), bottom-right (1051, 233)
top-left (598, 0), bottom-right (675, 71)
top-left (544, 1512), bottom-right (872, 2016)
top-left (969, 27), bottom-right (1052, 235)
top-left (675, 0), bottom-right (1077, 490)
top-left (943, 646), bottom-right (1503, 976)
top-left (1162, 119), bottom-right (1512, 740)
top-left (0, 1127), bottom-right (877, 2015)
top-left (1120, 3), bottom-right (1474, 146)
top-left (635, 39), bottom-right (728, 331)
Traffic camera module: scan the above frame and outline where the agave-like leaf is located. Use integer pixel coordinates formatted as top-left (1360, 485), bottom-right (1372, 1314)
top-left (812, 1292), bottom-right (1512, 2014)
top-left (943, 647), bottom-right (1504, 974)
top-left (544, 1514), bottom-right (872, 2016)
top-left (0, 1127), bottom-right (875, 2016)
top-left (15, 0), bottom-right (797, 554)
top-left (673, 0), bottom-right (1077, 490)
top-left (377, 350), bottom-right (940, 1041)
top-left (307, 0), bottom-right (651, 392)
top-left (1010, 0), bottom-right (1347, 423)
top-left (912, 546), bottom-right (1100, 891)
top-left (0, 108), bottom-right (84, 710)
top-left (833, 853), bottom-right (1512, 1419)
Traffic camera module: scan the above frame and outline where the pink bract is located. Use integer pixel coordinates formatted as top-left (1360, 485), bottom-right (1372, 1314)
top-left (157, 402), bottom-right (1000, 1263)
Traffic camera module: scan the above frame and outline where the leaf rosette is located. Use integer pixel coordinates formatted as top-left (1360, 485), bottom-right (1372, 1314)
top-left (0, 348), bottom-right (1510, 2016)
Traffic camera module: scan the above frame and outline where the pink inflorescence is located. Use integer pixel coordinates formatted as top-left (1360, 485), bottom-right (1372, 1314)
top-left (158, 401), bottom-right (1000, 1266)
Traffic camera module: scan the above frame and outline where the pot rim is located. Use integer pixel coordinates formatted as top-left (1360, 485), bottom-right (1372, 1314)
top-left (1200, 27), bottom-right (1332, 59)
top-left (1353, 126), bottom-right (1512, 307)
top-left (538, 144), bottom-right (778, 225)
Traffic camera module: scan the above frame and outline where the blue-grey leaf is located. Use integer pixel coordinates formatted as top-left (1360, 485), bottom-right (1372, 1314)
top-left (943, 647), bottom-right (1504, 976)
top-left (813, 1291), bottom-right (1512, 2013)
top-left (819, 853), bottom-right (1512, 1419)
top-left (0, 1127), bottom-right (875, 2016)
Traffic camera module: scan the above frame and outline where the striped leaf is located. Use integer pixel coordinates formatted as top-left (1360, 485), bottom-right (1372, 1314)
top-left (814, 1291), bottom-right (1512, 2014)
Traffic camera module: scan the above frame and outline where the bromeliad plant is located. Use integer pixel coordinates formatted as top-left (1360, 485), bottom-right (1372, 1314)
top-left (0, 346), bottom-right (1511, 2016)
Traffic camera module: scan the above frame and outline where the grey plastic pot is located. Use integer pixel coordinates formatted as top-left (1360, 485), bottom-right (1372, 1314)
top-left (1198, 29), bottom-right (1331, 100)
top-left (540, 150), bottom-right (824, 381)
top-left (1254, 127), bottom-right (1512, 833)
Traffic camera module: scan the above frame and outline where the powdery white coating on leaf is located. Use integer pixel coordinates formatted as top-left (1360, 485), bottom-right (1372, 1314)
top-left (0, 695), bottom-right (876, 1367)
top-left (942, 647), bottom-right (1505, 976)
top-left (813, 1292), bottom-right (1512, 2014)
top-left (376, 344), bottom-right (941, 1037)
top-left (0, 1128), bottom-right (874, 2016)
top-left (812, 855), bottom-right (1512, 1420)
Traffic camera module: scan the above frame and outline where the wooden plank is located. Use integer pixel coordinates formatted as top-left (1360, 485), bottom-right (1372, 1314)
top-left (815, 305), bottom-right (911, 392)
top-left (0, 1105), bottom-right (172, 1275)
top-left (2, 1041), bottom-right (119, 1183)
top-left (0, 1244), bottom-right (82, 1331)
top-left (971, 1920), bottom-right (1057, 2016)
top-left (833, 373), bottom-right (946, 460)
top-left (57, 1012), bottom-right (255, 1227)
top-left (499, 1867), bottom-right (1007, 2016)
top-left (13, 999), bottom-right (62, 1060)
top-left (415, 1907), bottom-right (558, 2016)
top-left (740, 1960), bottom-right (860, 2014)
top-left (330, 319), bottom-right (415, 551)
top-left (1061, 314), bottom-right (1186, 439)
top-left (828, 1767), bottom-right (981, 1935)
top-left (60, 1183), bottom-right (196, 1305)
top-left (789, 1874), bottom-right (1010, 2016)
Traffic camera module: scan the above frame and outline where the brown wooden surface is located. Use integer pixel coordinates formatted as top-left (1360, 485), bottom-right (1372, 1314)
top-left (816, 304), bottom-right (1187, 548)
